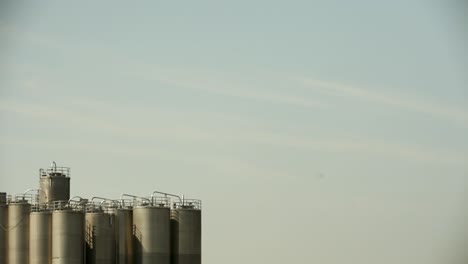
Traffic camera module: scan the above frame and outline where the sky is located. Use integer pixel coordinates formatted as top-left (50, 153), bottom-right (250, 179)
top-left (0, 1), bottom-right (467, 263)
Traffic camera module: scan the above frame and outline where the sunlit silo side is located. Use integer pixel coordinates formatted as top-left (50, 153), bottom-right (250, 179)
top-left (85, 210), bottom-right (116, 264)
top-left (116, 208), bottom-right (134, 264)
top-left (0, 193), bottom-right (8, 264)
top-left (29, 211), bottom-right (51, 264)
top-left (8, 200), bottom-right (31, 264)
top-left (170, 200), bottom-right (202, 264)
top-left (51, 210), bottom-right (84, 264)
top-left (133, 204), bottom-right (170, 264)
top-left (39, 164), bottom-right (70, 206)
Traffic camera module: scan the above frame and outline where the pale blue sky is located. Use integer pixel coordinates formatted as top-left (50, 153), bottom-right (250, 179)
top-left (1, 1), bottom-right (467, 263)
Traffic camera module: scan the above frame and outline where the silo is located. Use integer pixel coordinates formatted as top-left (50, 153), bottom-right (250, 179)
top-left (170, 201), bottom-right (202, 264)
top-left (8, 201), bottom-right (31, 264)
top-left (116, 208), bottom-right (133, 264)
top-left (0, 193), bottom-right (7, 264)
top-left (85, 211), bottom-right (116, 264)
top-left (39, 165), bottom-right (70, 206)
top-left (133, 205), bottom-right (170, 264)
top-left (51, 210), bottom-right (84, 264)
top-left (29, 211), bottom-right (51, 264)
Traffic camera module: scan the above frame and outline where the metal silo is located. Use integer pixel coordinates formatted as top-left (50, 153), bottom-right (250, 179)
top-left (133, 197), bottom-right (170, 264)
top-left (171, 200), bottom-right (202, 264)
top-left (0, 193), bottom-right (7, 264)
top-left (29, 210), bottom-right (51, 264)
top-left (51, 209), bottom-right (84, 264)
top-left (85, 209), bottom-right (116, 264)
top-left (8, 200), bottom-right (31, 264)
top-left (39, 163), bottom-right (70, 206)
top-left (115, 208), bottom-right (133, 264)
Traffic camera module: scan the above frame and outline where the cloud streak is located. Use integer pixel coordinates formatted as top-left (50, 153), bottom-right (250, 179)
top-left (254, 133), bottom-right (466, 165)
top-left (1, 99), bottom-right (465, 166)
top-left (0, 23), bottom-right (326, 111)
top-left (295, 77), bottom-right (468, 125)
top-left (139, 67), bottom-right (329, 109)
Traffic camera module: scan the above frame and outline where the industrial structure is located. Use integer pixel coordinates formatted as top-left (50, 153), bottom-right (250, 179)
top-left (0, 163), bottom-right (202, 264)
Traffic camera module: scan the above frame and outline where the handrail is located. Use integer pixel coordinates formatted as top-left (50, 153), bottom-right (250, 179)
top-left (69, 196), bottom-right (84, 203)
top-left (10, 195), bottom-right (31, 203)
top-left (52, 199), bottom-right (84, 211)
top-left (22, 188), bottom-right (44, 204)
top-left (151, 191), bottom-right (182, 203)
top-left (10, 191), bottom-right (35, 204)
top-left (91, 196), bottom-right (119, 207)
top-left (173, 199), bottom-right (202, 210)
top-left (118, 199), bottom-right (134, 208)
top-left (23, 188), bottom-right (39, 197)
top-left (39, 166), bottom-right (71, 177)
top-left (120, 194), bottom-right (150, 202)
top-left (120, 194), bottom-right (150, 207)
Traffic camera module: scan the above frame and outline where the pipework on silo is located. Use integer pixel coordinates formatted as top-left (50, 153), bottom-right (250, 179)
top-left (0, 162), bottom-right (202, 264)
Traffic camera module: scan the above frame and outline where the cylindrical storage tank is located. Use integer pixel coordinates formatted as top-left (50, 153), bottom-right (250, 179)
top-left (85, 212), bottom-right (116, 264)
top-left (51, 210), bottom-right (84, 264)
top-left (0, 194), bottom-right (8, 264)
top-left (39, 174), bottom-right (70, 205)
top-left (116, 209), bottom-right (133, 264)
top-left (30, 211), bottom-right (52, 264)
top-left (8, 201), bottom-right (31, 264)
top-left (133, 206), bottom-right (170, 264)
top-left (170, 207), bottom-right (202, 264)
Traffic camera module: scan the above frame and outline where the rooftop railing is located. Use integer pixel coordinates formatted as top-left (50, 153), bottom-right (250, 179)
top-left (173, 199), bottom-right (202, 210)
top-left (39, 166), bottom-right (71, 178)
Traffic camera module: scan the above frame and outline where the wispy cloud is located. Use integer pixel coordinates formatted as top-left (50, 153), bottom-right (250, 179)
top-left (1, 98), bottom-right (465, 166)
top-left (0, 100), bottom-right (196, 141)
top-left (139, 67), bottom-right (329, 109)
top-left (254, 133), bottom-right (467, 165)
top-left (2, 24), bottom-right (325, 111)
top-left (294, 77), bottom-right (468, 125)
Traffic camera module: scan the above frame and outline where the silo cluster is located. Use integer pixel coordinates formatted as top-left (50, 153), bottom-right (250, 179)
top-left (0, 163), bottom-right (202, 264)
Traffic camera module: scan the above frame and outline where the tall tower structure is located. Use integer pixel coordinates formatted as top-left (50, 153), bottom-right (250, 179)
top-left (39, 162), bottom-right (71, 206)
